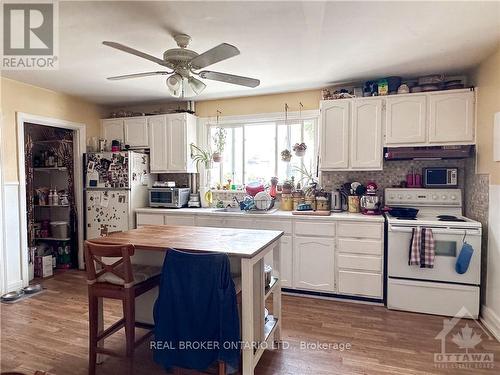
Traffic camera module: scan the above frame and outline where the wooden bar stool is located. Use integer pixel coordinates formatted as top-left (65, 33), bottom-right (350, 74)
top-left (84, 240), bottom-right (161, 375)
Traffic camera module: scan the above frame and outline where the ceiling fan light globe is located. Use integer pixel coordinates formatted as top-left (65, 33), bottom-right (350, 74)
top-left (166, 73), bottom-right (182, 91)
top-left (188, 76), bottom-right (206, 95)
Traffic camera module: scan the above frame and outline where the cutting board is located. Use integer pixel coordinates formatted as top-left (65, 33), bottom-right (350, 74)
top-left (292, 210), bottom-right (331, 216)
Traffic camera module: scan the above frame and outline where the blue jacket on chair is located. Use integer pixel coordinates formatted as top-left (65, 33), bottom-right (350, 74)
top-left (153, 249), bottom-right (240, 372)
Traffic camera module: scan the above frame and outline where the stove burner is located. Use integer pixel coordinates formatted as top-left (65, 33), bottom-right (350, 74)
top-left (396, 217), bottom-right (417, 220)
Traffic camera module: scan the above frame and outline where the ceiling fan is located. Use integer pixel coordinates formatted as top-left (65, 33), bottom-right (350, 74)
top-left (103, 34), bottom-right (260, 98)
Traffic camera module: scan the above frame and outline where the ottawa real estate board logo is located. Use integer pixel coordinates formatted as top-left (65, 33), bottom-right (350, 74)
top-left (434, 307), bottom-right (494, 370)
top-left (2, 1), bottom-right (59, 69)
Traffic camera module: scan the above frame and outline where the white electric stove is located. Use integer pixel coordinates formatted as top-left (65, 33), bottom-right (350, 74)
top-left (385, 188), bottom-right (482, 318)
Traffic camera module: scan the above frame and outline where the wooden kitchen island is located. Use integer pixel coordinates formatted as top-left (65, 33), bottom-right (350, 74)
top-left (89, 224), bottom-right (284, 375)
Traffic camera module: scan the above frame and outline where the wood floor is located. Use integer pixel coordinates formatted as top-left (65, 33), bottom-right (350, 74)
top-left (2, 270), bottom-right (499, 375)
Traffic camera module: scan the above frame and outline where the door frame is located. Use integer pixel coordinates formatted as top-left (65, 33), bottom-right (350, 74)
top-left (17, 113), bottom-right (86, 282)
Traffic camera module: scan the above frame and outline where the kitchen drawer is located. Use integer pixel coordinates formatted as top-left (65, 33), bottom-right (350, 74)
top-left (337, 238), bottom-right (382, 255)
top-left (338, 270), bottom-right (382, 298)
top-left (136, 213), bottom-right (165, 226)
top-left (294, 221), bottom-right (335, 237)
top-left (337, 254), bottom-right (382, 272)
top-left (337, 222), bottom-right (382, 239)
top-left (255, 219), bottom-right (292, 234)
top-left (165, 215), bottom-right (195, 226)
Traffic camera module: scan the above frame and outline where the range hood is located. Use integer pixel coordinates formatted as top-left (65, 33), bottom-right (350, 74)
top-left (384, 145), bottom-right (473, 160)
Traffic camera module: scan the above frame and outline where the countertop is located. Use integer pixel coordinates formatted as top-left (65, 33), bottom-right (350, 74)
top-left (136, 207), bottom-right (385, 222)
top-left (88, 225), bottom-right (283, 258)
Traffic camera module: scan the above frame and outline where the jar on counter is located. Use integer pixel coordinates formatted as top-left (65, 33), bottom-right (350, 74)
top-left (316, 196), bottom-right (330, 211)
top-left (348, 195), bottom-right (360, 213)
top-left (280, 193), bottom-right (293, 211)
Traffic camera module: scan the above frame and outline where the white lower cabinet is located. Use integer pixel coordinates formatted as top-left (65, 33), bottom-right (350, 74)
top-left (293, 236), bottom-right (335, 292)
top-left (136, 211), bottom-right (384, 300)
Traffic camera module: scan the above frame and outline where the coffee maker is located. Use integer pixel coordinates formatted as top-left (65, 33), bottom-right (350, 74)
top-left (360, 182), bottom-right (381, 215)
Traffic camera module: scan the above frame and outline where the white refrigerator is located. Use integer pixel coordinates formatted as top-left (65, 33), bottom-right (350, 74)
top-left (84, 151), bottom-right (149, 239)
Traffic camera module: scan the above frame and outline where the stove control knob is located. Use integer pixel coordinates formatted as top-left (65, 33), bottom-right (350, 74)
top-left (441, 195), bottom-right (447, 200)
top-left (451, 195), bottom-right (457, 200)
top-left (398, 194), bottom-right (403, 199)
top-left (406, 194), bottom-right (412, 199)
top-left (432, 195), bottom-right (438, 200)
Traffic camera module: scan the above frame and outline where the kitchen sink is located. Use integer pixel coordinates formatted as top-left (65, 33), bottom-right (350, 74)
top-left (212, 207), bottom-right (278, 214)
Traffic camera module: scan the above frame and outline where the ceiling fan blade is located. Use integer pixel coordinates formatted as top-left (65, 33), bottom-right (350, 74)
top-left (189, 43), bottom-right (240, 69)
top-left (107, 71), bottom-right (171, 80)
top-left (198, 70), bottom-right (260, 88)
top-left (103, 41), bottom-right (166, 66)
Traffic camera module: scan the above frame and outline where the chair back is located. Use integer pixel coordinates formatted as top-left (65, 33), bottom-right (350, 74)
top-left (84, 241), bottom-right (135, 287)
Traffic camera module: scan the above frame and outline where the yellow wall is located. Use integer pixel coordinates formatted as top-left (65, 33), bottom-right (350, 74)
top-left (195, 89), bottom-right (322, 118)
top-left (1, 77), bottom-right (104, 182)
top-left (472, 47), bottom-right (500, 185)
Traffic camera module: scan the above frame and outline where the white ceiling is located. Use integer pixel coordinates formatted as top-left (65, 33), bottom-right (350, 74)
top-left (3, 1), bottom-right (500, 105)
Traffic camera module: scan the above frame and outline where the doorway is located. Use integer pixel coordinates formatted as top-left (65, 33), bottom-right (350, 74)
top-left (17, 113), bottom-right (85, 286)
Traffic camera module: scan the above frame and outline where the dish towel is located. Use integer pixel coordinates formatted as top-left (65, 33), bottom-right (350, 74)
top-left (409, 227), bottom-right (435, 268)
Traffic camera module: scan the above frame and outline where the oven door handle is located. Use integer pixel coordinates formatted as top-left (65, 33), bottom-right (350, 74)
top-left (389, 226), bottom-right (481, 236)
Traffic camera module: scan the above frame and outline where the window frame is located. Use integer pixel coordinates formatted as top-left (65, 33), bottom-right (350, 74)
top-left (205, 111), bottom-right (319, 186)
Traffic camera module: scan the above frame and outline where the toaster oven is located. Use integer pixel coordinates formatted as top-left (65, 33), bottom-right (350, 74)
top-left (149, 188), bottom-right (190, 208)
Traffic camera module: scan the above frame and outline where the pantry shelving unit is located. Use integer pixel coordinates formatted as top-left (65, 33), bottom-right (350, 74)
top-left (25, 124), bottom-right (78, 276)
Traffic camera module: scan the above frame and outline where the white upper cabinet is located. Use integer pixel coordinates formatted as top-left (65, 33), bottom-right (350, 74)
top-left (320, 98), bottom-right (383, 171)
top-left (385, 95), bottom-right (427, 145)
top-left (319, 100), bottom-right (350, 170)
top-left (148, 115), bottom-right (168, 173)
top-left (123, 117), bottom-right (149, 148)
top-left (384, 89), bottom-right (475, 146)
top-left (351, 99), bottom-right (383, 169)
top-left (428, 91), bottom-right (475, 144)
top-left (101, 119), bottom-right (124, 144)
top-left (148, 113), bottom-right (197, 173)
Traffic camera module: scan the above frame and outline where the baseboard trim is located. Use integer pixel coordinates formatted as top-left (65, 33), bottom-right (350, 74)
top-left (481, 305), bottom-right (500, 342)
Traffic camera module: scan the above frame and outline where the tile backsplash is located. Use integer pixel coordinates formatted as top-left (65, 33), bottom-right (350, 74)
top-left (321, 159), bottom-right (466, 196)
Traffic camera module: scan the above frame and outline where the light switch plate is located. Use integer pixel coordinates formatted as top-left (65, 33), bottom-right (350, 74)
top-left (495, 112), bottom-right (500, 162)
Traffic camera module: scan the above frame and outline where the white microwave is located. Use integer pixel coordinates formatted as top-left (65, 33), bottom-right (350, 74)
top-left (423, 167), bottom-right (458, 188)
top-left (149, 188), bottom-right (190, 208)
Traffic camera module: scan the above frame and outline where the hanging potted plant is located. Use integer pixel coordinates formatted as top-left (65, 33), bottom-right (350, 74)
top-left (280, 149), bottom-right (292, 162)
top-left (212, 127), bottom-right (226, 163)
top-left (293, 142), bottom-right (307, 157)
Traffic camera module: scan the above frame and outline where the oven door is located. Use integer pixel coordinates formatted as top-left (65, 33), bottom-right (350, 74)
top-left (387, 224), bottom-right (481, 285)
top-left (149, 189), bottom-right (174, 207)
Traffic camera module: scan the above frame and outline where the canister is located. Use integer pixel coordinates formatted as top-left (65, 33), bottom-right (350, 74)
top-left (348, 195), bottom-right (360, 213)
top-left (316, 196), bottom-right (330, 211)
top-left (281, 193), bottom-right (293, 211)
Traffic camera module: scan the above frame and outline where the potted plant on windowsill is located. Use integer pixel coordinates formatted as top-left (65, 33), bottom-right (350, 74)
top-left (212, 127), bottom-right (226, 163)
